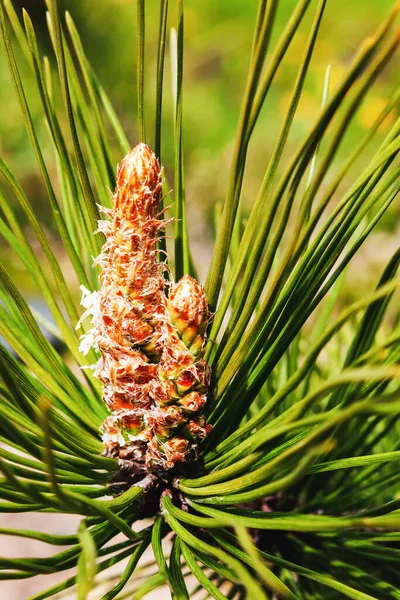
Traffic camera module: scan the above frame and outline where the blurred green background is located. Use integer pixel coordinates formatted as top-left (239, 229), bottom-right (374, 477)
top-left (0, 0), bottom-right (399, 294)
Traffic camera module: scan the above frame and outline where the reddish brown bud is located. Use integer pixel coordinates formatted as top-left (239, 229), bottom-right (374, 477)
top-left (175, 359), bottom-right (211, 394)
top-left (77, 144), bottom-right (212, 476)
top-left (186, 416), bottom-right (213, 439)
top-left (149, 379), bottom-right (179, 406)
top-left (148, 406), bottom-right (184, 439)
top-left (168, 274), bottom-right (210, 355)
top-left (114, 143), bottom-right (162, 221)
top-left (178, 391), bottom-right (207, 414)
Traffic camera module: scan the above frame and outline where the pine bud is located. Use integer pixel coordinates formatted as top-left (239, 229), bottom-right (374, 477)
top-left (168, 274), bottom-right (210, 356)
top-left (77, 143), bottom-right (212, 479)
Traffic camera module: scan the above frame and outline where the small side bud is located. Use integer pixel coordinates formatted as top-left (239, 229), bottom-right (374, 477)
top-left (168, 275), bottom-right (210, 355)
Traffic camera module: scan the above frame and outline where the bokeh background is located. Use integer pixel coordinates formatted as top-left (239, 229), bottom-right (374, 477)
top-left (1, 0), bottom-right (399, 291)
top-left (0, 0), bottom-right (399, 597)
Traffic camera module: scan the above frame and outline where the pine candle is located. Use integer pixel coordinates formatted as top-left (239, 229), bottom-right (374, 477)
top-left (77, 144), bottom-right (211, 479)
